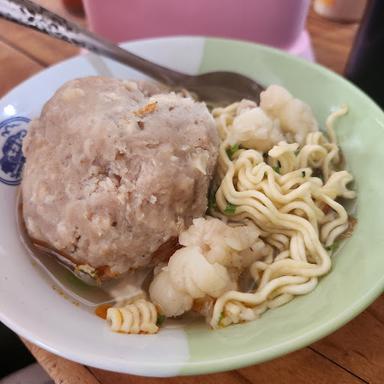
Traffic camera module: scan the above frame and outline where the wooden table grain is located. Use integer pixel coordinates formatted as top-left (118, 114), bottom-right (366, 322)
top-left (1, 2), bottom-right (382, 383)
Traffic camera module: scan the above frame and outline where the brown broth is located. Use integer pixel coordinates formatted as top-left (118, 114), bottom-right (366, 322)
top-left (95, 303), bottom-right (113, 319)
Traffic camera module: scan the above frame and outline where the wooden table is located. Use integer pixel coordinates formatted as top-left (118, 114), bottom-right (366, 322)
top-left (1, 2), bottom-right (383, 383)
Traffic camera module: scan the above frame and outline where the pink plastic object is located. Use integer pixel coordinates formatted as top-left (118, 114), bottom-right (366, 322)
top-left (83, 0), bottom-right (314, 60)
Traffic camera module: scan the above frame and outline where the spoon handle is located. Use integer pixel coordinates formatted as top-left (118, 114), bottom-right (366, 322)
top-left (0, 0), bottom-right (187, 85)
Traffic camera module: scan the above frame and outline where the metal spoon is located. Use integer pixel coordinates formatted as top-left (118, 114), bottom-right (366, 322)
top-left (0, 0), bottom-right (264, 105)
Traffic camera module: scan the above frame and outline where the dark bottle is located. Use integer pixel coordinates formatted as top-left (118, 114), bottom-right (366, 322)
top-left (345, 0), bottom-right (384, 107)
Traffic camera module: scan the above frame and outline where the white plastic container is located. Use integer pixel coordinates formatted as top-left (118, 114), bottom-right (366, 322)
top-left (83, 0), bottom-right (314, 60)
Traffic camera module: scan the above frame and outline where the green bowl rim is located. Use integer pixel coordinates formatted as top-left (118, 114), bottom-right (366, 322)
top-left (182, 36), bottom-right (384, 375)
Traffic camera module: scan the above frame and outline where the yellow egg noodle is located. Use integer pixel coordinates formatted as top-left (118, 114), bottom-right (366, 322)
top-left (107, 299), bottom-right (159, 334)
top-left (105, 85), bottom-right (356, 333)
top-left (209, 95), bottom-right (354, 328)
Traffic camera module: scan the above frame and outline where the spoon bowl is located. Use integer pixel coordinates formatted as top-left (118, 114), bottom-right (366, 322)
top-left (184, 71), bottom-right (264, 106)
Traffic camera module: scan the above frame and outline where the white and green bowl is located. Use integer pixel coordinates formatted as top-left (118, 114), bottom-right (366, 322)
top-left (0, 37), bottom-right (383, 377)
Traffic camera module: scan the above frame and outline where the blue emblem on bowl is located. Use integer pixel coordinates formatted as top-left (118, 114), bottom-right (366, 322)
top-left (0, 116), bottom-right (30, 186)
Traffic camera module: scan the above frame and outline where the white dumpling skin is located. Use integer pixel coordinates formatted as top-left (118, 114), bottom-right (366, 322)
top-left (228, 107), bottom-right (284, 152)
top-left (149, 269), bottom-right (193, 317)
top-left (260, 85), bottom-right (318, 144)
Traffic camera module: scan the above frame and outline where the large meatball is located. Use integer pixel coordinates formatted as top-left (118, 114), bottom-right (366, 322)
top-left (21, 77), bottom-right (219, 279)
